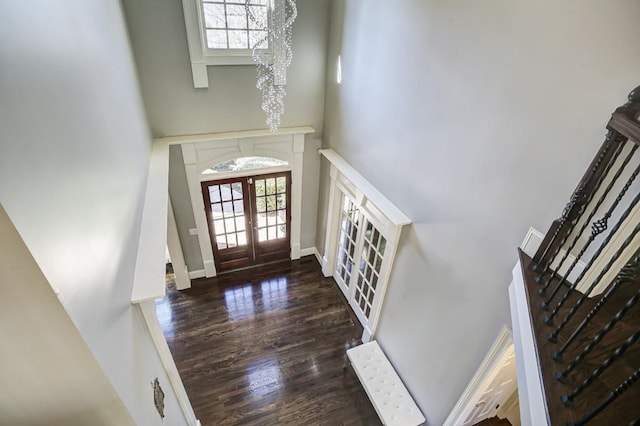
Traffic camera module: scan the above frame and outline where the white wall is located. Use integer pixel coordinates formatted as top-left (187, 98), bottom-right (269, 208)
top-left (319, 1), bottom-right (640, 424)
top-left (122, 0), bottom-right (330, 268)
top-left (0, 205), bottom-right (135, 426)
top-left (0, 2), bottom-right (187, 425)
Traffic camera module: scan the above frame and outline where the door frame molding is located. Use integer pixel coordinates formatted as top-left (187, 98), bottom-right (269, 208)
top-left (175, 127), bottom-right (313, 277)
top-left (443, 326), bottom-right (514, 426)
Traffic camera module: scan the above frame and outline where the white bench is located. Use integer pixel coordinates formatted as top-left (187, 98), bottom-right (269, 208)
top-left (347, 341), bottom-right (426, 426)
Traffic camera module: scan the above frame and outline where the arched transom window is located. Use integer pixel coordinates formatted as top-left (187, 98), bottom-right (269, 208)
top-left (202, 156), bottom-right (288, 175)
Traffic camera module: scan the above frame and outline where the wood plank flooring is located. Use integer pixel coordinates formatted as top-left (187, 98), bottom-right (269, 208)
top-left (157, 257), bottom-right (381, 426)
top-left (473, 416), bottom-right (511, 426)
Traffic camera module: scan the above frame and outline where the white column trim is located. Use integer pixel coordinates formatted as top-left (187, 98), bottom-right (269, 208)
top-left (321, 164), bottom-right (341, 277)
top-left (167, 197), bottom-right (191, 290)
top-left (290, 134), bottom-right (304, 259)
top-left (181, 0), bottom-right (208, 88)
top-left (183, 151), bottom-right (217, 278)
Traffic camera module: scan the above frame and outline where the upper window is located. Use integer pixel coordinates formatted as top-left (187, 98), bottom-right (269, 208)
top-left (201, 0), bottom-right (268, 50)
top-left (182, 0), bottom-right (274, 87)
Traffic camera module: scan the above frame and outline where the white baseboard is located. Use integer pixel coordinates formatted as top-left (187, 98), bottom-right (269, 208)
top-left (189, 248), bottom-right (329, 278)
top-left (313, 248), bottom-right (323, 267)
top-left (300, 247), bottom-right (316, 257)
top-left (187, 269), bottom-right (205, 280)
top-left (300, 247), bottom-right (324, 268)
top-left (189, 248), bottom-right (322, 279)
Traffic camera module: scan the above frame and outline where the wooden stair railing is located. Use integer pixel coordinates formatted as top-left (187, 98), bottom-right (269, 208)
top-left (521, 86), bottom-right (640, 425)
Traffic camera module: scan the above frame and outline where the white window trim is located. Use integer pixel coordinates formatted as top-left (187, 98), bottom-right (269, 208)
top-left (319, 149), bottom-right (411, 342)
top-left (182, 0), bottom-right (266, 88)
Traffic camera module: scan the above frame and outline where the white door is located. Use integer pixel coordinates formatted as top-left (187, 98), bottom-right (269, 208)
top-left (334, 193), bottom-right (390, 335)
top-left (334, 195), bottom-right (360, 298)
top-left (461, 345), bottom-right (518, 425)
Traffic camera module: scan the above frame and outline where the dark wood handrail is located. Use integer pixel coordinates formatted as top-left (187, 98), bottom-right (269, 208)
top-left (609, 84), bottom-right (640, 144)
top-left (609, 112), bottom-right (640, 145)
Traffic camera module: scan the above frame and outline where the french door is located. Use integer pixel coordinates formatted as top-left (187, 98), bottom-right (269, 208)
top-left (201, 171), bottom-right (291, 272)
top-left (334, 194), bottom-right (388, 331)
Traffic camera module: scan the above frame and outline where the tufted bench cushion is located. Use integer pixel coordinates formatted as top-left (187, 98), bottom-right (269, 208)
top-left (347, 341), bottom-right (425, 426)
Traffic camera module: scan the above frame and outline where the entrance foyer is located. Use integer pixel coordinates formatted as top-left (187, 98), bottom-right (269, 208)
top-left (157, 257), bottom-right (381, 425)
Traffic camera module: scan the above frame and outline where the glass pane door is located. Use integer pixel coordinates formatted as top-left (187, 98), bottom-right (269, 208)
top-left (333, 192), bottom-right (389, 330)
top-left (251, 171), bottom-right (291, 264)
top-left (202, 178), bottom-right (254, 271)
top-left (352, 219), bottom-right (386, 323)
top-left (202, 171), bottom-right (291, 273)
top-left (335, 195), bottom-right (360, 297)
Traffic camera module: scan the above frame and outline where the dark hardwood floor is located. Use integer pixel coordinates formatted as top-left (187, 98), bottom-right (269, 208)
top-left (157, 257), bottom-right (381, 426)
top-left (473, 416), bottom-right (511, 426)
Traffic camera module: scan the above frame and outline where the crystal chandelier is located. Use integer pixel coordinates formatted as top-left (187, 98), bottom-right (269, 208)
top-left (246, 0), bottom-right (297, 132)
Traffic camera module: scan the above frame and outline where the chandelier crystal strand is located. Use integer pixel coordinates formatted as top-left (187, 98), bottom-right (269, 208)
top-left (246, 0), bottom-right (297, 132)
